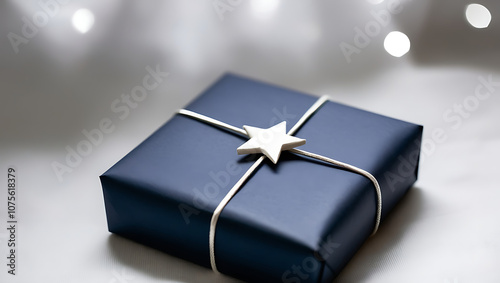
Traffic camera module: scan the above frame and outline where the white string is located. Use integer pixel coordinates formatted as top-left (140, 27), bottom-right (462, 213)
top-left (177, 95), bottom-right (382, 273)
top-left (287, 95), bottom-right (330, 136)
top-left (177, 109), bottom-right (248, 137)
top-left (289, 148), bottom-right (381, 236)
top-left (209, 155), bottom-right (265, 273)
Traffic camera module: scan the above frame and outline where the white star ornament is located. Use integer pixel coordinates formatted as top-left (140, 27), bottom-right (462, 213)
top-left (236, 121), bottom-right (306, 164)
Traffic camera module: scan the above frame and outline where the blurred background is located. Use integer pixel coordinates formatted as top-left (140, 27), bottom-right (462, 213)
top-left (0, 0), bottom-right (499, 282)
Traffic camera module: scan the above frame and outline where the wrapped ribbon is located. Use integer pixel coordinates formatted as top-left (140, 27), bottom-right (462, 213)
top-left (177, 95), bottom-right (382, 274)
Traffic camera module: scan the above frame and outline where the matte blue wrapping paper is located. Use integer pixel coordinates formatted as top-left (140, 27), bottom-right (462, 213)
top-left (100, 74), bottom-right (423, 282)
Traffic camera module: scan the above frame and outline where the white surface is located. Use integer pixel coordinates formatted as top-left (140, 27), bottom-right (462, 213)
top-left (1, 0), bottom-right (499, 282)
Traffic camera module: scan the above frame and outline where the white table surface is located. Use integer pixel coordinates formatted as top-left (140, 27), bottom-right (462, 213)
top-left (1, 1), bottom-right (499, 282)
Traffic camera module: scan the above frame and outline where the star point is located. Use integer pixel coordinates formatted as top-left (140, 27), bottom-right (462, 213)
top-left (236, 121), bottom-right (306, 164)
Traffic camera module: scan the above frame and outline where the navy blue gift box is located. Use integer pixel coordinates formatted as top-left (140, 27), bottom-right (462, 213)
top-left (100, 74), bottom-right (423, 282)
